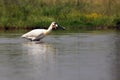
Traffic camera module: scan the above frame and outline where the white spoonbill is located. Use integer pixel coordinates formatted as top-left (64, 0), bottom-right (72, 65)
top-left (21, 22), bottom-right (65, 41)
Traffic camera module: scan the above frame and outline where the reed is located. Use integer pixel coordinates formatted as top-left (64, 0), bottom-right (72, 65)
top-left (0, 0), bottom-right (119, 30)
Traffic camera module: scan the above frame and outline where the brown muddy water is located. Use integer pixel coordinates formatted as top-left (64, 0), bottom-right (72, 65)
top-left (0, 31), bottom-right (120, 80)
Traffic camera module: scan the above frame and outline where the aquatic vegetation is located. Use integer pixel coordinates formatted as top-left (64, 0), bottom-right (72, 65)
top-left (0, 0), bottom-right (119, 30)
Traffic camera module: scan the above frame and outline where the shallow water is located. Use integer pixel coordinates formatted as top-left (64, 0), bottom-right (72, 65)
top-left (0, 31), bottom-right (120, 80)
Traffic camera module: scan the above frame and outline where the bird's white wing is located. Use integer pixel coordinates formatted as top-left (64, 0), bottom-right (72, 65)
top-left (22, 29), bottom-right (46, 37)
top-left (21, 29), bottom-right (46, 41)
top-left (32, 33), bottom-right (45, 41)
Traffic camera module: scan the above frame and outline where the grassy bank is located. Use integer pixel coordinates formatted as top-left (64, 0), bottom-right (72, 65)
top-left (0, 0), bottom-right (120, 30)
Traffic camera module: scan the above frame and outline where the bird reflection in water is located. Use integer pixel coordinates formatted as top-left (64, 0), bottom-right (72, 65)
top-left (22, 41), bottom-right (56, 54)
top-left (21, 41), bottom-right (57, 67)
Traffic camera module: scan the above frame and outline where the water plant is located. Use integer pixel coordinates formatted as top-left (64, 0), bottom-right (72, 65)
top-left (0, 0), bottom-right (119, 30)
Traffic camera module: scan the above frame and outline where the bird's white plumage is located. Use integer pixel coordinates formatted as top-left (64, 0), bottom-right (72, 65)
top-left (21, 29), bottom-right (46, 41)
top-left (21, 22), bottom-right (58, 41)
top-left (22, 29), bottom-right (46, 37)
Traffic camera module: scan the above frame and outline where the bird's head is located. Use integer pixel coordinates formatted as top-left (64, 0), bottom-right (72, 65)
top-left (51, 22), bottom-right (65, 30)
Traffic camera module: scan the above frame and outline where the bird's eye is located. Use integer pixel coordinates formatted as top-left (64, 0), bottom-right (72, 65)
top-left (55, 24), bottom-right (58, 27)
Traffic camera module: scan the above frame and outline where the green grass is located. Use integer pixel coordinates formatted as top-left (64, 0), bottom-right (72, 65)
top-left (0, 0), bottom-right (120, 30)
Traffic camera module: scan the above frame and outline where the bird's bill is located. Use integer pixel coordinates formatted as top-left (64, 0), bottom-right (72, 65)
top-left (58, 25), bottom-right (65, 30)
top-left (54, 22), bottom-right (65, 30)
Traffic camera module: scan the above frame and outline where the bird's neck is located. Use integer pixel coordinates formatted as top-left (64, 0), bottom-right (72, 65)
top-left (45, 25), bottom-right (53, 35)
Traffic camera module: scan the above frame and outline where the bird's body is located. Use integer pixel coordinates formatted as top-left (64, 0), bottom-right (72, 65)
top-left (21, 22), bottom-right (65, 41)
top-left (21, 29), bottom-right (46, 41)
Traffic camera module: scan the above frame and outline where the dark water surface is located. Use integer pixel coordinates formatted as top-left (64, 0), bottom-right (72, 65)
top-left (0, 31), bottom-right (120, 80)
